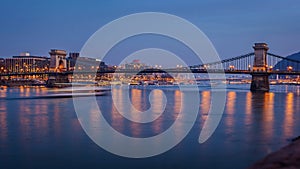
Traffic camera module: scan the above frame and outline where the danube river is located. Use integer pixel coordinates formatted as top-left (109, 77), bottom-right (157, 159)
top-left (0, 84), bottom-right (300, 169)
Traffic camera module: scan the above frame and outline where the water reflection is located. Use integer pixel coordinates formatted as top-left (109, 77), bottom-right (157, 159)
top-left (131, 89), bottom-right (142, 112)
top-left (1, 86), bottom-right (300, 169)
top-left (284, 92), bottom-right (294, 137)
top-left (150, 89), bottom-right (165, 114)
top-left (19, 86), bottom-right (31, 97)
top-left (172, 91), bottom-right (184, 139)
top-left (225, 92), bottom-right (236, 133)
top-left (0, 101), bottom-right (7, 142)
top-left (18, 99), bottom-right (65, 142)
top-left (250, 92), bottom-right (275, 142)
top-left (0, 86), bottom-right (7, 97)
top-left (245, 92), bottom-right (252, 125)
top-left (173, 90), bottom-right (182, 119)
top-left (152, 89), bottom-right (172, 134)
top-left (103, 88), bottom-right (185, 138)
top-left (19, 100), bottom-right (32, 140)
top-left (262, 92), bottom-right (275, 140)
top-left (226, 92), bottom-right (236, 115)
top-left (130, 89), bottom-right (142, 137)
top-left (33, 100), bottom-right (49, 136)
top-left (111, 88), bottom-right (124, 133)
top-left (200, 91), bottom-right (210, 122)
top-left (53, 100), bottom-right (62, 137)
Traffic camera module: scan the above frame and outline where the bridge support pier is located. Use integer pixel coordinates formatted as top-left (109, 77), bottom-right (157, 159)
top-left (250, 73), bottom-right (269, 92)
top-left (46, 73), bottom-right (70, 88)
top-left (250, 43), bottom-right (270, 92)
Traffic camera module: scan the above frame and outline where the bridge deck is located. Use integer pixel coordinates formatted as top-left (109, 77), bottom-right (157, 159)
top-left (1, 69), bottom-right (300, 76)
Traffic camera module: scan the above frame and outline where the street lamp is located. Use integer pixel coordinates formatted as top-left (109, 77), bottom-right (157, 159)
top-left (287, 66), bottom-right (293, 72)
top-left (269, 66), bottom-right (273, 71)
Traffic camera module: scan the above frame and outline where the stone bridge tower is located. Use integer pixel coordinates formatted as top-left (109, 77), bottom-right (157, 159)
top-left (49, 49), bottom-right (67, 72)
top-left (250, 43), bottom-right (270, 92)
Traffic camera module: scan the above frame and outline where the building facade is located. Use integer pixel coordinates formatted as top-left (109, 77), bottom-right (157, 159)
top-left (67, 52), bottom-right (79, 71)
top-left (74, 57), bottom-right (107, 71)
top-left (0, 58), bottom-right (5, 73)
top-left (5, 56), bottom-right (50, 73)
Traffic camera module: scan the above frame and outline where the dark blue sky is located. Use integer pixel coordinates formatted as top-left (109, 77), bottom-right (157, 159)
top-left (0, 0), bottom-right (299, 65)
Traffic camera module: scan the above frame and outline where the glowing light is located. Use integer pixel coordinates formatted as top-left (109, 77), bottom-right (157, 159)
top-left (287, 66), bottom-right (293, 71)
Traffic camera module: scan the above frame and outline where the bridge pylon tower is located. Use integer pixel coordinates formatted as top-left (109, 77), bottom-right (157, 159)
top-left (250, 43), bottom-right (270, 92)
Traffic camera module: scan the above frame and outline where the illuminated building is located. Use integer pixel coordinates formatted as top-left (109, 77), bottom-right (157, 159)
top-left (67, 52), bottom-right (79, 71)
top-left (0, 58), bottom-right (5, 73)
top-left (5, 54), bottom-right (50, 73)
top-left (74, 57), bottom-right (107, 71)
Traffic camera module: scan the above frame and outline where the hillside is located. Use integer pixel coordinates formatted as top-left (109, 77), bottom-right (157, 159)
top-left (273, 52), bottom-right (300, 71)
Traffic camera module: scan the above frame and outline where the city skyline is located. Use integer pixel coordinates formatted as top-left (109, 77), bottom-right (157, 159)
top-left (0, 0), bottom-right (299, 66)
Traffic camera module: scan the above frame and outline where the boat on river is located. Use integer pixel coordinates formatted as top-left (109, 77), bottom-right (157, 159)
top-left (43, 87), bottom-right (111, 98)
top-left (6, 87), bottom-right (111, 100)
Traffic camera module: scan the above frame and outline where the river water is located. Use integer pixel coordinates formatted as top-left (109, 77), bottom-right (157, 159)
top-left (0, 84), bottom-right (300, 169)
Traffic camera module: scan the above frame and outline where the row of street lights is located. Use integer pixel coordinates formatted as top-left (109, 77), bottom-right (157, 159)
top-left (227, 65), bottom-right (294, 72)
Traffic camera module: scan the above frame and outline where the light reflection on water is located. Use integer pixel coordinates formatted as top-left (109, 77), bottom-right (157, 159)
top-left (130, 88), bottom-right (142, 137)
top-left (0, 85), bottom-right (300, 169)
top-left (244, 92), bottom-right (252, 125)
top-left (225, 91), bottom-right (236, 133)
top-left (263, 92), bottom-right (275, 140)
top-left (0, 101), bottom-right (7, 142)
top-left (284, 92), bottom-right (294, 137)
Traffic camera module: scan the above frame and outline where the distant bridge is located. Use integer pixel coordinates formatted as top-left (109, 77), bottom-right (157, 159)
top-left (1, 43), bottom-right (300, 91)
top-left (189, 52), bottom-right (300, 73)
top-left (1, 55), bottom-right (300, 76)
top-left (1, 67), bottom-right (300, 76)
